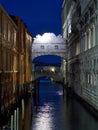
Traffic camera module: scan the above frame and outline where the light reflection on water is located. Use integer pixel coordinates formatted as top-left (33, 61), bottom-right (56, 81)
top-left (2, 82), bottom-right (98, 129)
top-left (31, 83), bottom-right (62, 130)
top-left (56, 90), bottom-right (63, 96)
top-left (32, 103), bottom-right (53, 130)
top-left (31, 82), bottom-right (98, 130)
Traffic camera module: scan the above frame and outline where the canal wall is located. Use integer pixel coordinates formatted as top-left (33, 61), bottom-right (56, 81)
top-left (75, 47), bottom-right (98, 117)
top-left (67, 48), bottom-right (98, 118)
top-left (74, 93), bottom-right (98, 118)
top-left (68, 46), bottom-right (98, 117)
top-left (62, 0), bottom-right (98, 116)
top-left (0, 94), bottom-right (31, 129)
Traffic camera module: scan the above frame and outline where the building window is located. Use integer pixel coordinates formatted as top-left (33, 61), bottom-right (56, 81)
top-left (83, 35), bottom-right (85, 51)
top-left (4, 17), bottom-right (7, 39)
top-left (2, 15), bottom-right (4, 38)
top-left (2, 49), bottom-right (4, 70)
top-left (87, 32), bottom-right (89, 49)
top-left (9, 54), bottom-right (12, 71)
top-left (55, 45), bottom-right (58, 49)
top-left (90, 75), bottom-right (93, 85)
top-left (14, 29), bottom-right (17, 46)
top-left (91, 27), bottom-right (93, 47)
top-left (85, 33), bottom-right (87, 51)
top-left (76, 41), bottom-right (80, 55)
top-left (87, 74), bottom-right (90, 84)
top-left (10, 26), bottom-right (13, 43)
top-left (94, 74), bottom-right (97, 86)
top-left (6, 51), bottom-right (8, 71)
top-left (87, 31), bottom-right (91, 49)
top-left (11, 55), bottom-right (13, 71)
top-left (21, 28), bottom-right (24, 49)
top-left (40, 45), bottom-right (44, 49)
top-left (8, 53), bottom-right (10, 70)
top-left (6, 23), bottom-right (8, 41)
top-left (8, 24), bottom-right (11, 42)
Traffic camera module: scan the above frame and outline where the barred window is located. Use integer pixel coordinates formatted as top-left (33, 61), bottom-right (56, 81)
top-left (55, 45), bottom-right (58, 49)
top-left (40, 45), bottom-right (44, 49)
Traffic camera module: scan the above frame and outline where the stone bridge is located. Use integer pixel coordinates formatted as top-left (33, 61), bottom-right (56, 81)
top-left (32, 42), bottom-right (67, 60)
top-left (32, 41), bottom-right (67, 83)
top-left (32, 71), bottom-right (63, 82)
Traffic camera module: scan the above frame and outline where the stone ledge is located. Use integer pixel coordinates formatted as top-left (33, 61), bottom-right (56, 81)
top-left (74, 93), bottom-right (98, 119)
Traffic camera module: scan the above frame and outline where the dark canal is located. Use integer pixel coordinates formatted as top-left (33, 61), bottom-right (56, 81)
top-left (30, 81), bottom-right (98, 130)
top-left (1, 80), bottom-right (98, 130)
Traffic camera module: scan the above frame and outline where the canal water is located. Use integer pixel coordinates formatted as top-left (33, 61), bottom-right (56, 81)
top-left (30, 81), bottom-right (98, 130)
top-left (1, 80), bottom-right (98, 130)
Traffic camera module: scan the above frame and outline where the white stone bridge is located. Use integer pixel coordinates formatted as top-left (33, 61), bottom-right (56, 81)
top-left (32, 42), bottom-right (67, 60)
top-left (32, 39), bottom-right (67, 83)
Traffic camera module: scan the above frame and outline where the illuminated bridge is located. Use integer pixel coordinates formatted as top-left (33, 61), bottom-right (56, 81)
top-left (32, 41), bottom-right (67, 84)
top-left (32, 70), bottom-right (63, 82)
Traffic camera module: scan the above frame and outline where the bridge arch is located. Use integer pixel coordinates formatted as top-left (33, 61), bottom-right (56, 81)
top-left (32, 55), bottom-right (66, 83)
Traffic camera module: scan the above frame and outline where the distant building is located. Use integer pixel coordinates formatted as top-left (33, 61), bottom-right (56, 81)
top-left (62, 0), bottom-right (98, 112)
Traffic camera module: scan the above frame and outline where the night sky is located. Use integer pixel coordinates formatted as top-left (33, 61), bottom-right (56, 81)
top-left (0, 0), bottom-right (63, 37)
top-left (0, 0), bottom-right (64, 65)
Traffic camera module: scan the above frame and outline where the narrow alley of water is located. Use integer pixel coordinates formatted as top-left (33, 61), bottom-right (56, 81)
top-left (2, 81), bottom-right (98, 130)
top-left (30, 81), bottom-right (98, 130)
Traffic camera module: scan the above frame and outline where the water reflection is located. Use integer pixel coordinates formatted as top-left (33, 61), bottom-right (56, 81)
top-left (31, 82), bottom-right (98, 130)
top-left (32, 103), bottom-right (53, 130)
top-left (1, 83), bottom-right (98, 130)
top-left (18, 98), bottom-right (32, 130)
top-left (2, 82), bottom-right (98, 130)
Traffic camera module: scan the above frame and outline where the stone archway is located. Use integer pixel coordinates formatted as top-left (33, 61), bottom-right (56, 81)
top-left (32, 42), bottom-right (67, 83)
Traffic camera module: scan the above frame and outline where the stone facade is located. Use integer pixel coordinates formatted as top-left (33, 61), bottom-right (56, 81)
top-left (0, 5), bottom-right (33, 116)
top-left (11, 16), bottom-right (33, 100)
top-left (62, 0), bottom-right (98, 111)
top-left (32, 42), bottom-right (66, 59)
top-left (0, 5), bottom-right (18, 113)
